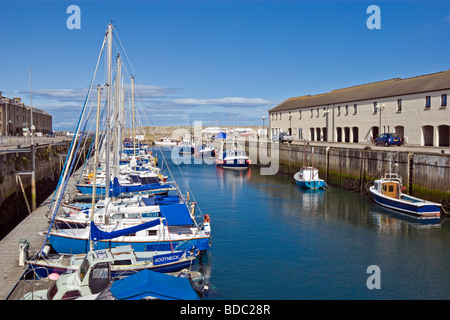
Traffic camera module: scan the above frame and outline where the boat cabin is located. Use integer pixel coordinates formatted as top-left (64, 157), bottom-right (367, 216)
top-left (373, 178), bottom-right (401, 200)
top-left (22, 250), bottom-right (114, 300)
top-left (299, 167), bottom-right (319, 181)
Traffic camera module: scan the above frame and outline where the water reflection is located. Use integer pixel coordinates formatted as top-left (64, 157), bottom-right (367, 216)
top-left (155, 148), bottom-right (450, 299)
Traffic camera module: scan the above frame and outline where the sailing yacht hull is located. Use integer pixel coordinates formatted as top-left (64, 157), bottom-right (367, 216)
top-left (48, 233), bottom-right (210, 254)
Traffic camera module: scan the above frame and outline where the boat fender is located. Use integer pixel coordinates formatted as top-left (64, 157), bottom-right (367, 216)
top-left (42, 245), bottom-right (51, 257)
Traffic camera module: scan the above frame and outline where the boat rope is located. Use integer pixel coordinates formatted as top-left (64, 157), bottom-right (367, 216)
top-left (39, 35), bottom-right (107, 255)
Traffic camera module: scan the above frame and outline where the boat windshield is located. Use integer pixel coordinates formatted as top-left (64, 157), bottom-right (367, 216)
top-left (79, 258), bottom-right (90, 282)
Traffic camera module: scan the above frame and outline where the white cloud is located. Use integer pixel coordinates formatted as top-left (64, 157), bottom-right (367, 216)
top-left (172, 97), bottom-right (274, 107)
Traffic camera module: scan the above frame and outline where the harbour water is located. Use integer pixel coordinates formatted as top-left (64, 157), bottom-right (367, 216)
top-left (157, 146), bottom-right (450, 300)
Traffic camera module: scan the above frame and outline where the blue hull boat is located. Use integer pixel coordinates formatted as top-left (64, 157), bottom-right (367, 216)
top-left (294, 178), bottom-right (325, 189)
top-left (48, 232), bottom-right (210, 254)
top-left (369, 170), bottom-right (441, 220)
top-left (293, 168), bottom-right (325, 190)
top-left (27, 245), bottom-right (199, 279)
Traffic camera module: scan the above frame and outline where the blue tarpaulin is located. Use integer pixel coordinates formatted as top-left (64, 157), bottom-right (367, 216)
top-left (141, 195), bottom-right (180, 207)
top-left (90, 219), bottom-right (160, 241)
top-left (160, 203), bottom-right (193, 226)
top-left (108, 269), bottom-right (200, 300)
top-left (215, 132), bottom-right (226, 139)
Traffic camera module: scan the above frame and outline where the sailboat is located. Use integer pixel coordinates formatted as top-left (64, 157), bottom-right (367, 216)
top-left (41, 23), bottom-right (211, 256)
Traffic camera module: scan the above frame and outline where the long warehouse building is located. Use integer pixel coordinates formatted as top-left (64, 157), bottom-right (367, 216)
top-left (269, 70), bottom-right (450, 147)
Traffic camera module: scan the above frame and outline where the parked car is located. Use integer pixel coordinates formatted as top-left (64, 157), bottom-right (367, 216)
top-left (374, 133), bottom-right (403, 146)
top-left (273, 132), bottom-right (293, 143)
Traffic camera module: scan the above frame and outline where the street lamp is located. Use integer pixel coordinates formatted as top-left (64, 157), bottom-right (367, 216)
top-left (377, 103), bottom-right (385, 135)
top-left (29, 69), bottom-right (33, 144)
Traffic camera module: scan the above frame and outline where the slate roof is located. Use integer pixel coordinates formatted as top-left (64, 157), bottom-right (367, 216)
top-left (270, 69), bottom-right (450, 112)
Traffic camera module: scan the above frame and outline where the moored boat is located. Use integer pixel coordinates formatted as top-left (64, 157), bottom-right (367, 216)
top-left (26, 244), bottom-right (200, 278)
top-left (369, 159), bottom-right (441, 220)
top-left (215, 135), bottom-right (250, 170)
top-left (293, 167), bottom-right (325, 190)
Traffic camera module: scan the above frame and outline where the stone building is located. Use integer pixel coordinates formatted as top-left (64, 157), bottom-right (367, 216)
top-left (269, 70), bottom-right (450, 147)
top-left (0, 92), bottom-right (52, 136)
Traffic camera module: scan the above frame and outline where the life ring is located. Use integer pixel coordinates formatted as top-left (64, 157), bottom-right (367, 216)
top-left (203, 214), bottom-right (210, 223)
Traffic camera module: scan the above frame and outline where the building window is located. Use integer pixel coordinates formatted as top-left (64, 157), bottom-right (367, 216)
top-left (299, 110), bottom-right (301, 119)
top-left (345, 105), bottom-right (349, 115)
top-left (310, 109), bottom-right (313, 118)
top-left (425, 96), bottom-right (431, 108)
top-left (337, 106), bottom-right (341, 115)
top-left (353, 104), bottom-right (357, 114)
top-left (298, 128), bottom-right (303, 140)
top-left (397, 99), bottom-right (402, 112)
top-left (316, 108), bottom-right (319, 117)
top-left (441, 94), bottom-right (447, 107)
top-left (373, 102), bottom-right (378, 113)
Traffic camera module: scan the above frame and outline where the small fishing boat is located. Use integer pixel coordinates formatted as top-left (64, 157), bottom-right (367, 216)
top-left (293, 144), bottom-right (325, 189)
top-left (215, 135), bottom-right (250, 170)
top-left (293, 167), bottom-right (325, 189)
top-left (197, 141), bottom-right (216, 158)
top-left (177, 136), bottom-right (195, 154)
top-left (369, 159), bottom-right (442, 219)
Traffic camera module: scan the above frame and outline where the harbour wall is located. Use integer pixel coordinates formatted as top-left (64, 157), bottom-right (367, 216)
top-left (0, 140), bottom-right (89, 239)
top-left (246, 142), bottom-right (450, 212)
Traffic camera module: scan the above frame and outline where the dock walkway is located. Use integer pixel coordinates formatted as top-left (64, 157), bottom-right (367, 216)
top-left (0, 171), bottom-right (80, 299)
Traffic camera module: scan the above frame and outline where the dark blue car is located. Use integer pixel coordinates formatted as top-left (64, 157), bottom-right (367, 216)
top-left (374, 133), bottom-right (403, 146)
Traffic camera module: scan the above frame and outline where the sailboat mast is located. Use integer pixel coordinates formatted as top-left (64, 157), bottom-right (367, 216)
top-left (114, 55), bottom-right (122, 179)
top-left (105, 23), bottom-right (113, 198)
top-left (131, 76), bottom-right (135, 158)
top-left (90, 85), bottom-right (102, 251)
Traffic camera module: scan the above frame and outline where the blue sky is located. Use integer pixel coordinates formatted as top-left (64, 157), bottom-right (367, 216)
top-left (1, 0), bottom-right (450, 131)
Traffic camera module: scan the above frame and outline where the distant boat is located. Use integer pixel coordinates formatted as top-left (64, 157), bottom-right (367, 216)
top-left (177, 137), bottom-right (195, 154)
top-left (293, 167), bottom-right (325, 190)
top-left (369, 160), bottom-right (441, 220)
top-left (215, 134), bottom-right (250, 170)
top-left (197, 141), bottom-right (216, 158)
top-left (154, 137), bottom-right (177, 146)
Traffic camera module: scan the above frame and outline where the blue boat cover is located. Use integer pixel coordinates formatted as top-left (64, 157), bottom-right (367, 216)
top-left (215, 132), bottom-right (226, 139)
top-left (109, 269), bottom-right (200, 300)
top-left (141, 195), bottom-right (180, 207)
top-left (90, 219), bottom-right (160, 241)
top-left (160, 203), bottom-right (193, 226)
